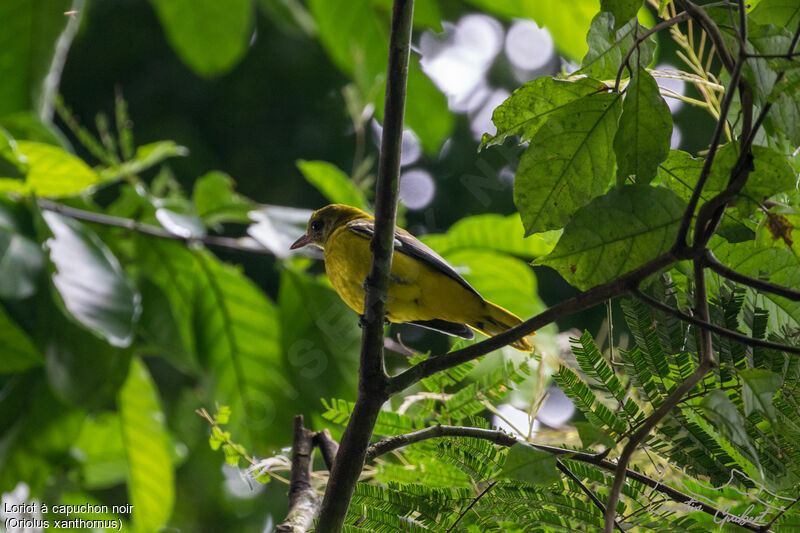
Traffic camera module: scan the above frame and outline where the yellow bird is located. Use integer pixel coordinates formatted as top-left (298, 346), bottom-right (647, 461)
top-left (290, 204), bottom-right (534, 352)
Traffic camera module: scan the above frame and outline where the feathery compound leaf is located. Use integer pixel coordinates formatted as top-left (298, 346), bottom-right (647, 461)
top-left (581, 13), bottom-right (656, 80)
top-left (480, 77), bottom-right (607, 149)
top-left (614, 66), bottom-right (672, 185)
top-left (118, 358), bottom-right (174, 533)
top-left (536, 186), bottom-right (685, 290)
top-left (514, 92), bottom-right (621, 235)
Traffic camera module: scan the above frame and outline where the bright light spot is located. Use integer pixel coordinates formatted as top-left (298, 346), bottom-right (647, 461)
top-left (371, 123), bottom-right (422, 167)
top-left (655, 65), bottom-right (686, 113)
top-left (493, 403), bottom-right (539, 439)
top-left (505, 20), bottom-right (554, 71)
top-left (470, 88), bottom-right (510, 140)
top-left (671, 126), bottom-right (682, 149)
top-left (420, 14), bottom-right (504, 112)
top-left (223, 463), bottom-right (265, 498)
top-left (536, 386), bottom-right (575, 427)
top-left (399, 169), bottom-right (435, 210)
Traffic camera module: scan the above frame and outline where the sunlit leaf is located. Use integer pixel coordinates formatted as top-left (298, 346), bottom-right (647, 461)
top-left (297, 159), bottom-right (369, 210)
top-left (514, 92), bottom-right (621, 235)
top-left (101, 140), bottom-right (189, 181)
top-left (119, 357), bottom-right (174, 532)
top-left (42, 211), bottom-right (141, 347)
top-left (536, 186), bottom-right (685, 290)
top-left (192, 171), bottom-right (254, 225)
top-left (0, 142), bottom-right (100, 197)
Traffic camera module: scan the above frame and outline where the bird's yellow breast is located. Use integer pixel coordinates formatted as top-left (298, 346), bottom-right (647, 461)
top-left (323, 224), bottom-right (484, 324)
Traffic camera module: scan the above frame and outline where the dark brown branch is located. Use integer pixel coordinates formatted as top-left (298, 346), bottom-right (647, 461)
top-left (277, 415), bottom-right (320, 533)
top-left (761, 495), bottom-right (800, 531)
top-left (313, 429), bottom-right (339, 472)
top-left (557, 459), bottom-right (624, 533)
top-left (604, 260), bottom-right (716, 532)
top-left (37, 198), bottom-right (268, 254)
top-left (365, 425), bottom-right (765, 531)
top-left (632, 289), bottom-right (800, 355)
top-left (315, 0), bottom-right (415, 530)
top-left (615, 12), bottom-right (691, 92)
top-left (388, 252), bottom-right (678, 394)
top-left (705, 250), bottom-right (800, 301)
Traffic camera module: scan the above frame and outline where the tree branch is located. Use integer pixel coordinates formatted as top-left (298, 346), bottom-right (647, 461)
top-left (446, 481), bottom-right (496, 533)
top-left (365, 425), bottom-right (766, 531)
top-left (557, 459), bottom-right (624, 533)
top-left (313, 429), bottom-right (339, 472)
top-left (632, 289), bottom-right (800, 355)
top-left (37, 198), bottom-right (268, 254)
top-left (387, 252), bottom-right (678, 394)
top-left (705, 250), bottom-right (800, 301)
top-left (277, 415), bottom-right (321, 533)
top-left (315, 0), bottom-right (414, 530)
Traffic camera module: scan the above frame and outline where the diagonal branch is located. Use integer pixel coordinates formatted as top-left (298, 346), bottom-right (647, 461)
top-left (314, 0), bottom-right (414, 530)
top-left (364, 425), bottom-right (765, 531)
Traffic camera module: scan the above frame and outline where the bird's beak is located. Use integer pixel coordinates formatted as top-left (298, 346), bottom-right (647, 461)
top-left (290, 234), bottom-right (311, 250)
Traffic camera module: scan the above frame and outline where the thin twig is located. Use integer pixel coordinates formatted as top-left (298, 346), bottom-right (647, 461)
top-left (446, 481), bottom-right (497, 532)
top-left (761, 495), bottom-right (800, 531)
top-left (557, 460), bottom-right (624, 532)
top-left (37, 198), bottom-right (268, 254)
top-left (315, 0), bottom-right (415, 530)
top-left (632, 290), bottom-right (800, 355)
top-left (313, 429), bottom-right (339, 472)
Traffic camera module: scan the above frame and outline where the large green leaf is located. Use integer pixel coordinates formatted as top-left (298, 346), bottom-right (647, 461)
top-left (193, 249), bottom-right (294, 451)
top-left (0, 0), bottom-right (77, 116)
top-left (149, 0), bottom-right (254, 77)
top-left (421, 213), bottom-right (560, 259)
top-left (614, 66), bottom-right (672, 185)
top-left (192, 170), bottom-right (254, 226)
top-left (0, 303), bottom-right (42, 373)
top-left (0, 141), bottom-right (100, 197)
top-left (601, 0), bottom-right (643, 29)
top-left (481, 77), bottom-right (608, 149)
top-left (0, 204), bottom-right (45, 299)
top-left (499, 444), bottom-right (560, 486)
top-left (462, 0), bottom-right (599, 60)
top-left (739, 369), bottom-right (782, 423)
top-left (750, 0), bottom-right (800, 28)
top-left (73, 412), bottom-right (127, 489)
top-left (536, 186), bottom-right (685, 290)
top-left (581, 13), bottom-right (656, 81)
top-left (42, 211), bottom-right (140, 347)
top-left (119, 357), bottom-right (174, 533)
top-left (0, 127), bottom-right (28, 177)
top-left (307, 0), bottom-right (452, 153)
top-left (297, 159), bottom-right (369, 210)
top-left (514, 92), bottom-right (621, 235)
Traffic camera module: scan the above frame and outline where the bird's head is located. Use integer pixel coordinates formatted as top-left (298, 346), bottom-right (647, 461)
top-left (290, 204), bottom-right (370, 250)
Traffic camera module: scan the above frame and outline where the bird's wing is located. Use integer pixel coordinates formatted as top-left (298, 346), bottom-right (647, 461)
top-left (346, 219), bottom-right (481, 297)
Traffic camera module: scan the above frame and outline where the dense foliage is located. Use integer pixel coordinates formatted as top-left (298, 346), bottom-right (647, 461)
top-left (1, 0), bottom-right (800, 532)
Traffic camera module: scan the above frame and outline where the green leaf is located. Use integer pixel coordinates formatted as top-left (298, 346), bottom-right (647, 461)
top-left (420, 213), bottom-right (560, 259)
top-left (194, 250), bottom-right (294, 450)
top-left (0, 0), bottom-right (76, 116)
top-left (0, 111), bottom-right (68, 146)
top-left (614, 67), bottom-right (672, 184)
top-left (0, 127), bottom-right (28, 177)
top-left (536, 186), bottom-right (685, 290)
top-left (149, 0), bottom-right (254, 77)
top-left (500, 444), bottom-right (560, 486)
top-left (711, 143), bottom-right (797, 216)
top-left (73, 412), bottom-right (127, 489)
top-left (42, 211), bottom-right (141, 347)
top-left (514, 92), bottom-right (621, 235)
top-left (192, 171), bottom-right (254, 225)
top-left (575, 421), bottom-right (616, 450)
top-left (101, 140), bottom-right (189, 181)
top-left (462, 0), bottom-right (600, 60)
top-left (700, 389), bottom-right (761, 471)
top-left (0, 205), bottom-right (45, 299)
top-left (297, 160), bottom-right (369, 210)
top-left (0, 141), bottom-right (100, 197)
top-left (750, 0), bottom-right (800, 28)
top-left (739, 368), bottom-right (782, 423)
top-left (257, 0), bottom-right (316, 36)
top-left (0, 303), bottom-right (42, 373)
top-left (136, 277), bottom-right (197, 372)
top-left (481, 77), bottom-right (607, 149)
top-left (601, 0), bottom-right (643, 29)
top-left (307, 0), bottom-right (452, 153)
top-left (581, 13), bottom-right (656, 80)
top-left (119, 357), bottom-right (174, 533)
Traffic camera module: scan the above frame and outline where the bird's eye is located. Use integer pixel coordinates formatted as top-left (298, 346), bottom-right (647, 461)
top-left (310, 220), bottom-right (323, 232)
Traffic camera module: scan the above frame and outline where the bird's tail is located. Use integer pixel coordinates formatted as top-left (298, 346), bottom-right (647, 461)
top-left (468, 301), bottom-right (535, 352)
